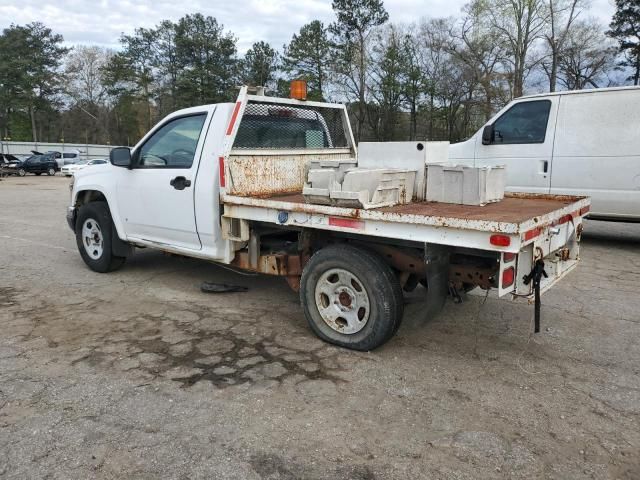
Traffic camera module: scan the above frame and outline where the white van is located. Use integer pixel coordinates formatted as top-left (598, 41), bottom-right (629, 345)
top-left (449, 86), bottom-right (640, 222)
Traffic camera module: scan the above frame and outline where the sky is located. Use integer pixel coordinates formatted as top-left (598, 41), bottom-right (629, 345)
top-left (0, 0), bottom-right (617, 53)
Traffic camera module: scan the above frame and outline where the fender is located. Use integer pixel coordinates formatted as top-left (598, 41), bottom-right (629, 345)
top-left (72, 185), bottom-right (133, 258)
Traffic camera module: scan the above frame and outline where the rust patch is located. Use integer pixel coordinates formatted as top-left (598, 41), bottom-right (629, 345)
top-left (449, 264), bottom-right (497, 290)
top-left (231, 251), bottom-right (304, 276)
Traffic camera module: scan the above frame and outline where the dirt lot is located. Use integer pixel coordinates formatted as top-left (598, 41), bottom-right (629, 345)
top-left (1, 175), bottom-right (639, 479)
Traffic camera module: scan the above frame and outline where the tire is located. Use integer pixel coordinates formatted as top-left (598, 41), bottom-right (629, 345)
top-left (300, 244), bottom-right (404, 351)
top-left (75, 202), bottom-right (126, 273)
top-left (47, 167), bottom-right (55, 176)
top-left (18, 168), bottom-right (26, 177)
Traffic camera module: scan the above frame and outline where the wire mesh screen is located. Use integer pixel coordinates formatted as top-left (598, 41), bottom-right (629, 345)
top-left (232, 101), bottom-right (349, 149)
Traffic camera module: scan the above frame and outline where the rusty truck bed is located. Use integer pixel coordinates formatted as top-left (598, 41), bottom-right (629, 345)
top-left (222, 191), bottom-right (590, 236)
top-left (269, 192), bottom-right (582, 224)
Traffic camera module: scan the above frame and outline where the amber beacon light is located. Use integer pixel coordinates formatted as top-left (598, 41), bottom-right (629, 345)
top-left (290, 80), bottom-right (307, 100)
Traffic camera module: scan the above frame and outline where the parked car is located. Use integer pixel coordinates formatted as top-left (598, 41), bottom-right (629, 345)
top-left (61, 158), bottom-right (107, 176)
top-left (0, 153), bottom-right (22, 176)
top-left (61, 150), bottom-right (82, 166)
top-left (449, 86), bottom-right (640, 222)
top-left (16, 154), bottom-right (59, 176)
top-left (1, 153), bottom-right (21, 167)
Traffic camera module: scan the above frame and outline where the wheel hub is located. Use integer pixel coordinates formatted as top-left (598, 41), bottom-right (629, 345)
top-left (338, 290), bottom-right (352, 307)
top-left (81, 218), bottom-right (104, 260)
top-left (315, 268), bottom-right (370, 334)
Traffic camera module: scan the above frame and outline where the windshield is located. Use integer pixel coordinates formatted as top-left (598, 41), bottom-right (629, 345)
top-left (75, 160), bottom-right (90, 165)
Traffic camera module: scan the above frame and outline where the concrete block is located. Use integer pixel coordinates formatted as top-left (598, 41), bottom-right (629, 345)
top-left (426, 164), bottom-right (506, 205)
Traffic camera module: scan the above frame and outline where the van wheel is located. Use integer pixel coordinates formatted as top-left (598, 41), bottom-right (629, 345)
top-left (75, 202), bottom-right (126, 273)
top-left (47, 167), bottom-right (55, 176)
top-left (300, 244), bottom-right (403, 351)
top-left (18, 168), bottom-right (26, 177)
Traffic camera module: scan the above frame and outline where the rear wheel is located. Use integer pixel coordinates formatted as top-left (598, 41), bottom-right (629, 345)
top-left (75, 202), bottom-right (126, 273)
top-left (300, 244), bottom-right (403, 351)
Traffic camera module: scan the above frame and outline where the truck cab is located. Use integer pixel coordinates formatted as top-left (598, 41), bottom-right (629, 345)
top-left (449, 86), bottom-right (640, 222)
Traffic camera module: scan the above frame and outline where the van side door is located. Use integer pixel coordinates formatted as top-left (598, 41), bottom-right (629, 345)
top-left (476, 98), bottom-right (558, 193)
top-left (551, 90), bottom-right (640, 220)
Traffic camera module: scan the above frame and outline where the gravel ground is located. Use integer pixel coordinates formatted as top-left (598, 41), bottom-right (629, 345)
top-left (1, 175), bottom-right (639, 479)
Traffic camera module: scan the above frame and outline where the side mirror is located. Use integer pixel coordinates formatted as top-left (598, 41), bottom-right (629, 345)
top-left (481, 125), bottom-right (494, 145)
top-left (110, 147), bottom-right (132, 168)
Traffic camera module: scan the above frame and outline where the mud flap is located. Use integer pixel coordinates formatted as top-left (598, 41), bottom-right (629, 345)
top-left (111, 224), bottom-right (133, 258)
top-left (423, 243), bottom-right (450, 317)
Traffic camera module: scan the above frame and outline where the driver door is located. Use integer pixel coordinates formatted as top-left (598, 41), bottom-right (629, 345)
top-left (476, 98), bottom-right (558, 193)
top-left (116, 112), bottom-right (209, 250)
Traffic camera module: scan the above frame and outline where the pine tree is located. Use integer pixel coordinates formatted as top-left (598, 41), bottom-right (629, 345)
top-left (607, 0), bottom-right (640, 85)
top-left (330, 0), bottom-right (389, 141)
top-left (243, 41), bottom-right (279, 89)
top-left (282, 21), bottom-right (331, 101)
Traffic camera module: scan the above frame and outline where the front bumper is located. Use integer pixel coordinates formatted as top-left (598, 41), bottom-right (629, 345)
top-left (66, 206), bottom-right (76, 231)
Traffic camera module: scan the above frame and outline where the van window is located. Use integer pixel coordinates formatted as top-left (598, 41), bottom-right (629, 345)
top-left (492, 100), bottom-right (551, 144)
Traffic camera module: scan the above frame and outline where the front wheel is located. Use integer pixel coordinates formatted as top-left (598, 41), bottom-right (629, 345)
top-left (300, 244), bottom-right (404, 351)
top-left (17, 168), bottom-right (26, 177)
top-left (75, 202), bottom-right (126, 273)
top-left (47, 167), bottom-right (55, 176)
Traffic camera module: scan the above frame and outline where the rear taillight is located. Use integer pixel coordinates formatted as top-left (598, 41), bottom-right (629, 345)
top-left (503, 252), bottom-right (517, 262)
top-left (490, 234), bottom-right (511, 247)
top-left (502, 267), bottom-right (515, 288)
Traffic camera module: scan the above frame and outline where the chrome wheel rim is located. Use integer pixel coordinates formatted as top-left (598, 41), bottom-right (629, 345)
top-left (314, 268), bottom-right (370, 334)
top-left (48, 168), bottom-right (55, 175)
top-left (82, 218), bottom-right (104, 260)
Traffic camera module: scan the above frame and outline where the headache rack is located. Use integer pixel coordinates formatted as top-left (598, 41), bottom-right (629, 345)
top-left (219, 87), bottom-right (357, 198)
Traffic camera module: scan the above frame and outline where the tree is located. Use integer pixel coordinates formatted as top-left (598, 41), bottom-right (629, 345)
top-left (105, 27), bottom-right (158, 129)
top-left (65, 46), bottom-right (112, 105)
top-left (174, 14), bottom-right (238, 106)
top-left (243, 41), bottom-right (279, 88)
top-left (399, 26), bottom-right (427, 140)
top-left (0, 23), bottom-right (67, 141)
top-left (63, 45), bottom-right (113, 144)
top-left (282, 21), bottom-right (332, 100)
top-left (367, 25), bottom-right (407, 140)
top-left (330, 0), bottom-right (389, 141)
top-left (607, 0), bottom-right (640, 85)
top-left (559, 19), bottom-right (618, 89)
top-left (480, 0), bottom-right (548, 98)
top-left (455, 2), bottom-right (509, 120)
top-left (543, 0), bottom-right (585, 92)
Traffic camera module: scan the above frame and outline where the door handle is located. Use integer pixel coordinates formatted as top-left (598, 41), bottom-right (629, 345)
top-left (542, 160), bottom-right (549, 174)
top-left (170, 176), bottom-right (191, 190)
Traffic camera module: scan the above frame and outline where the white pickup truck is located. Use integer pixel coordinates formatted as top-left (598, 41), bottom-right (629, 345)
top-left (67, 86), bottom-right (590, 350)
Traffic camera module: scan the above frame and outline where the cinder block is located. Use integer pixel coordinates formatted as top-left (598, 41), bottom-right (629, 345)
top-left (426, 164), bottom-right (505, 205)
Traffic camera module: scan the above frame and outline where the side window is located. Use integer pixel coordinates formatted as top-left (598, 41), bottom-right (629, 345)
top-left (137, 114), bottom-right (207, 168)
top-left (492, 100), bottom-right (551, 144)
